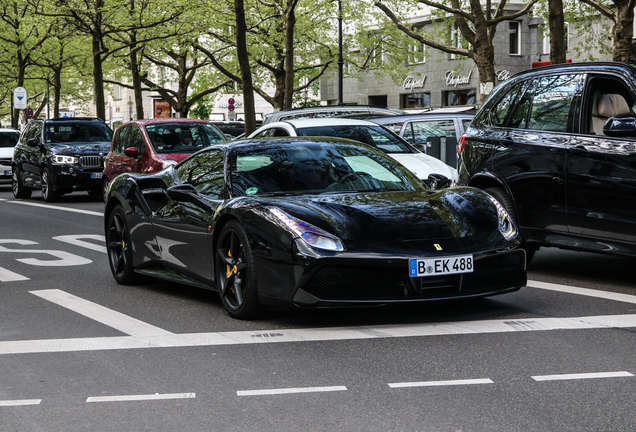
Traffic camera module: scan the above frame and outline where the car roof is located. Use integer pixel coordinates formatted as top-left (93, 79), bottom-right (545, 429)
top-left (509, 61), bottom-right (636, 80)
top-left (276, 118), bottom-right (380, 128)
top-left (264, 106), bottom-right (404, 123)
top-left (0, 128), bottom-right (20, 133)
top-left (370, 113), bottom-right (475, 124)
top-left (124, 118), bottom-right (215, 127)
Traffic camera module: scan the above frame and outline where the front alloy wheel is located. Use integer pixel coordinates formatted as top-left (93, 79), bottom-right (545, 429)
top-left (106, 206), bottom-right (138, 284)
top-left (41, 167), bottom-right (60, 202)
top-left (215, 220), bottom-right (261, 319)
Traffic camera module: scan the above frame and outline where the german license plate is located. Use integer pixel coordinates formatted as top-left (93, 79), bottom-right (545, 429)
top-left (409, 255), bottom-right (474, 277)
top-left (91, 172), bottom-right (102, 179)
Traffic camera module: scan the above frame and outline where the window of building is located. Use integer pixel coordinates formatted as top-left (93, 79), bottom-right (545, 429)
top-left (408, 42), bottom-right (425, 64)
top-left (442, 89), bottom-right (476, 106)
top-left (450, 25), bottom-right (469, 59)
top-left (113, 84), bottom-right (121, 100)
top-left (370, 43), bottom-right (383, 67)
top-left (543, 22), bottom-right (569, 54)
top-left (400, 92), bottom-right (430, 109)
top-left (509, 21), bottom-right (521, 55)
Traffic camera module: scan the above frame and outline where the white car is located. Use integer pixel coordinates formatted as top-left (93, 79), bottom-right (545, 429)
top-left (0, 128), bottom-right (20, 186)
top-left (247, 118), bottom-right (458, 182)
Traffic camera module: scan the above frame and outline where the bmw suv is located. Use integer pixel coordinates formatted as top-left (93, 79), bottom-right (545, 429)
top-left (459, 62), bottom-right (636, 260)
top-left (12, 117), bottom-right (113, 201)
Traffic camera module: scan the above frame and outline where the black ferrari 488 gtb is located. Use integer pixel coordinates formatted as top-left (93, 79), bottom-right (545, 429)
top-left (104, 137), bottom-right (526, 319)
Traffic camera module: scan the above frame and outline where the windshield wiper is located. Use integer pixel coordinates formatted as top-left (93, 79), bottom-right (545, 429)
top-left (255, 191), bottom-right (304, 197)
top-left (320, 188), bottom-right (392, 194)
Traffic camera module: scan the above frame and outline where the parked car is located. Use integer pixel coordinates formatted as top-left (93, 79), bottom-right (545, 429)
top-left (12, 117), bottom-right (113, 201)
top-left (104, 137), bottom-right (526, 319)
top-left (0, 128), bottom-right (20, 186)
top-left (210, 120), bottom-right (246, 139)
top-left (262, 105), bottom-right (403, 125)
top-left (247, 118), bottom-right (457, 182)
top-left (370, 111), bottom-right (474, 169)
top-left (102, 118), bottom-right (227, 202)
top-left (458, 61), bottom-right (636, 260)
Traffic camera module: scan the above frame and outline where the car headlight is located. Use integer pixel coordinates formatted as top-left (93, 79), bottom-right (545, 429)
top-left (269, 207), bottom-right (344, 252)
top-left (53, 155), bottom-right (79, 164)
top-left (489, 197), bottom-right (518, 240)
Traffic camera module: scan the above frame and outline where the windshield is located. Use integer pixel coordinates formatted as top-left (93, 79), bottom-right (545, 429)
top-left (231, 141), bottom-right (425, 196)
top-left (45, 123), bottom-right (112, 144)
top-left (0, 132), bottom-right (20, 147)
top-left (144, 122), bottom-right (226, 154)
top-left (296, 125), bottom-right (413, 154)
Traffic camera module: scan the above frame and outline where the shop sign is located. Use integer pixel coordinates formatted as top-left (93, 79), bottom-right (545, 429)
top-left (402, 76), bottom-right (427, 91)
top-left (496, 70), bottom-right (511, 81)
top-left (445, 70), bottom-right (473, 87)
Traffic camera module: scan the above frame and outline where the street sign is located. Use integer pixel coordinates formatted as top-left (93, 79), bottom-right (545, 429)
top-left (13, 87), bottom-right (27, 109)
top-left (228, 104), bottom-right (235, 112)
top-left (26, 107), bottom-right (34, 118)
top-left (228, 98), bottom-right (235, 104)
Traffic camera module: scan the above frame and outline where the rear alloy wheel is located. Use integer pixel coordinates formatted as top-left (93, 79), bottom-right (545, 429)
top-left (41, 167), bottom-right (60, 202)
top-left (106, 206), bottom-right (138, 284)
top-left (102, 178), bottom-right (110, 203)
top-left (12, 167), bottom-right (32, 199)
top-left (215, 220), bottom-right (262, 319)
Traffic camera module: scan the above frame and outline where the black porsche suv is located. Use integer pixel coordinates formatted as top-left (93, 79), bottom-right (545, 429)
top-left (12, 117), bottom-right (113, 201)
top-left (458, 62), bottom-right (636, 260)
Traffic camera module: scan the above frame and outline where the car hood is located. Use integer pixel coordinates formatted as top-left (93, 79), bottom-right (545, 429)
top-left (388, 153), bottom-right (458, 181)
top-left (256, 188), bottom-right (513, 253)
top-left (50, 142), bottom-right (111, 155)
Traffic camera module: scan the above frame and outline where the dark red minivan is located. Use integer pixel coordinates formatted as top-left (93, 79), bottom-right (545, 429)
top-left (102, 118), bottom-right (227, 201)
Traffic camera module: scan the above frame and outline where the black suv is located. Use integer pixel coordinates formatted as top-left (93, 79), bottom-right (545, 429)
top-left (12, 117), bottom-right (113, 201)
top-left (459, 62), bottom-right (636, 260)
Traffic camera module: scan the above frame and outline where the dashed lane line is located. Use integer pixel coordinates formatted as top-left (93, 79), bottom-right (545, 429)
top-left (86, 393), bottom-right (195, 403)
top-left (0, 399), bottom-right (41, 406)
top-left (532, 371), bottom-right (634, 382)
top-left (388, 378), bottom-right (494, 388)
top-left (237, 386), bottom-right (347, 396)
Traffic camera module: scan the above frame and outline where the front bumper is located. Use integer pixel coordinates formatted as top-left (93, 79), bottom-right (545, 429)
top-left (51, 163), bottom-right (103, 191)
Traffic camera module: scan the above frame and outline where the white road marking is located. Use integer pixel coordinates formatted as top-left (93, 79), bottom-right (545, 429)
top-left (237, 386), bottom-right (347, 396)
top-left (0, 399), bottom-right (41, 406)
top-left (29, 289), bottom-right (173, 337)
top-left (389, 378), bottom-right (494, 388)
top-left (0, 239), bottom-right (92, 266)
top-left (0, 266), bottom-right (29, 282)
top-left (6, 200), bottom-right (102, 216)
top-left (2, 313), bottom-right (636, 355)
top-left (52, 235), bottom-right (106, 254)
top-left (86, 393), bottom-right (195, 403)
top-left (529, 280), bottom-right (636, 304)
top-left (532, 371), bottom-right (634, 382)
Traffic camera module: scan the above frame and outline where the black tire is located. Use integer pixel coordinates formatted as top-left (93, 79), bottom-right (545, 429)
top-left (215, 220), bottom-right (262, 319)
top-left (484, 187), bottom-right (517, 221)
top-left (106, 206), bottom-right (138, 285)
top-left (12, 167), bottom-right (32, 199)
top-left (41, 167), bottom-right (60, 202)
top-left (485, 187), bottom-right (536, 265)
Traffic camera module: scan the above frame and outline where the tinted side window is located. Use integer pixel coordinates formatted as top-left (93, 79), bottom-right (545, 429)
top-left (526, 74), bottom-right (583, 132)
top-left (128, 126), bottom-right (145, 156)
top-left (491, 81), bottom-right (526, 127)
top-left (176, 150), bottom-right (225, 198)
top-left (113, 126), bottom-right (129, 154)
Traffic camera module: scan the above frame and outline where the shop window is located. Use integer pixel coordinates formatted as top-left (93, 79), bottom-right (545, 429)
top-left (401, 93), bottom-right (430, 109)
top-left (368, 95), bottom-right (388, 108)
top-left (509, 21), bottom-right (520, 55)
top-left (443, 89), bottom-right (476, 106)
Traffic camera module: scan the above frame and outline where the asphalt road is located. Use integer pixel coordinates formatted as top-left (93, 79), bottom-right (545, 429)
top-left (1, 186), bottom-right (635, 432)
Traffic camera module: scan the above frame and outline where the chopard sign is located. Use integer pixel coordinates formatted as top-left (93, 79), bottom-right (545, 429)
top-left (403, 76), bottom-right (427, 90)
top-left (445, 70), bottom-right (473, 87)
top-left (496, 70), bottom-right (511, 81)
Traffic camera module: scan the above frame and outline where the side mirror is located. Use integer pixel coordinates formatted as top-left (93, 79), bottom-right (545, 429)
top-left (166, 184), bottom-right (213, 212)
top-left (603, 113), bottom-right (636, 137)
top-left (124, 147), bottom-right (139, 158)
top-left (423, 173), bottom-right (452, 191)
top-left (27, 138), bottom-right (39, 147)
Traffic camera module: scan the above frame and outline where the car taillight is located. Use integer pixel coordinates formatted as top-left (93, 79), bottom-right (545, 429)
top-left (457, 134), bottom-right (467, 154)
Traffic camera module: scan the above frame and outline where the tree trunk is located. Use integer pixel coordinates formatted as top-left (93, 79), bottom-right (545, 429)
top-left (472, 27), bottom-right (496, 104)
top-left (235, 0), bottom-right (256, 134)
top-left (549, 0), bottom-right (567, 64)
top-left (53, 67), bottom-right (62, 118)
top-left (130, 39), bottom-right (145, 120)
top-left (283, 5), bottom-right (296, 110)
top-left (613, 0), bottom-right (636, 62)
